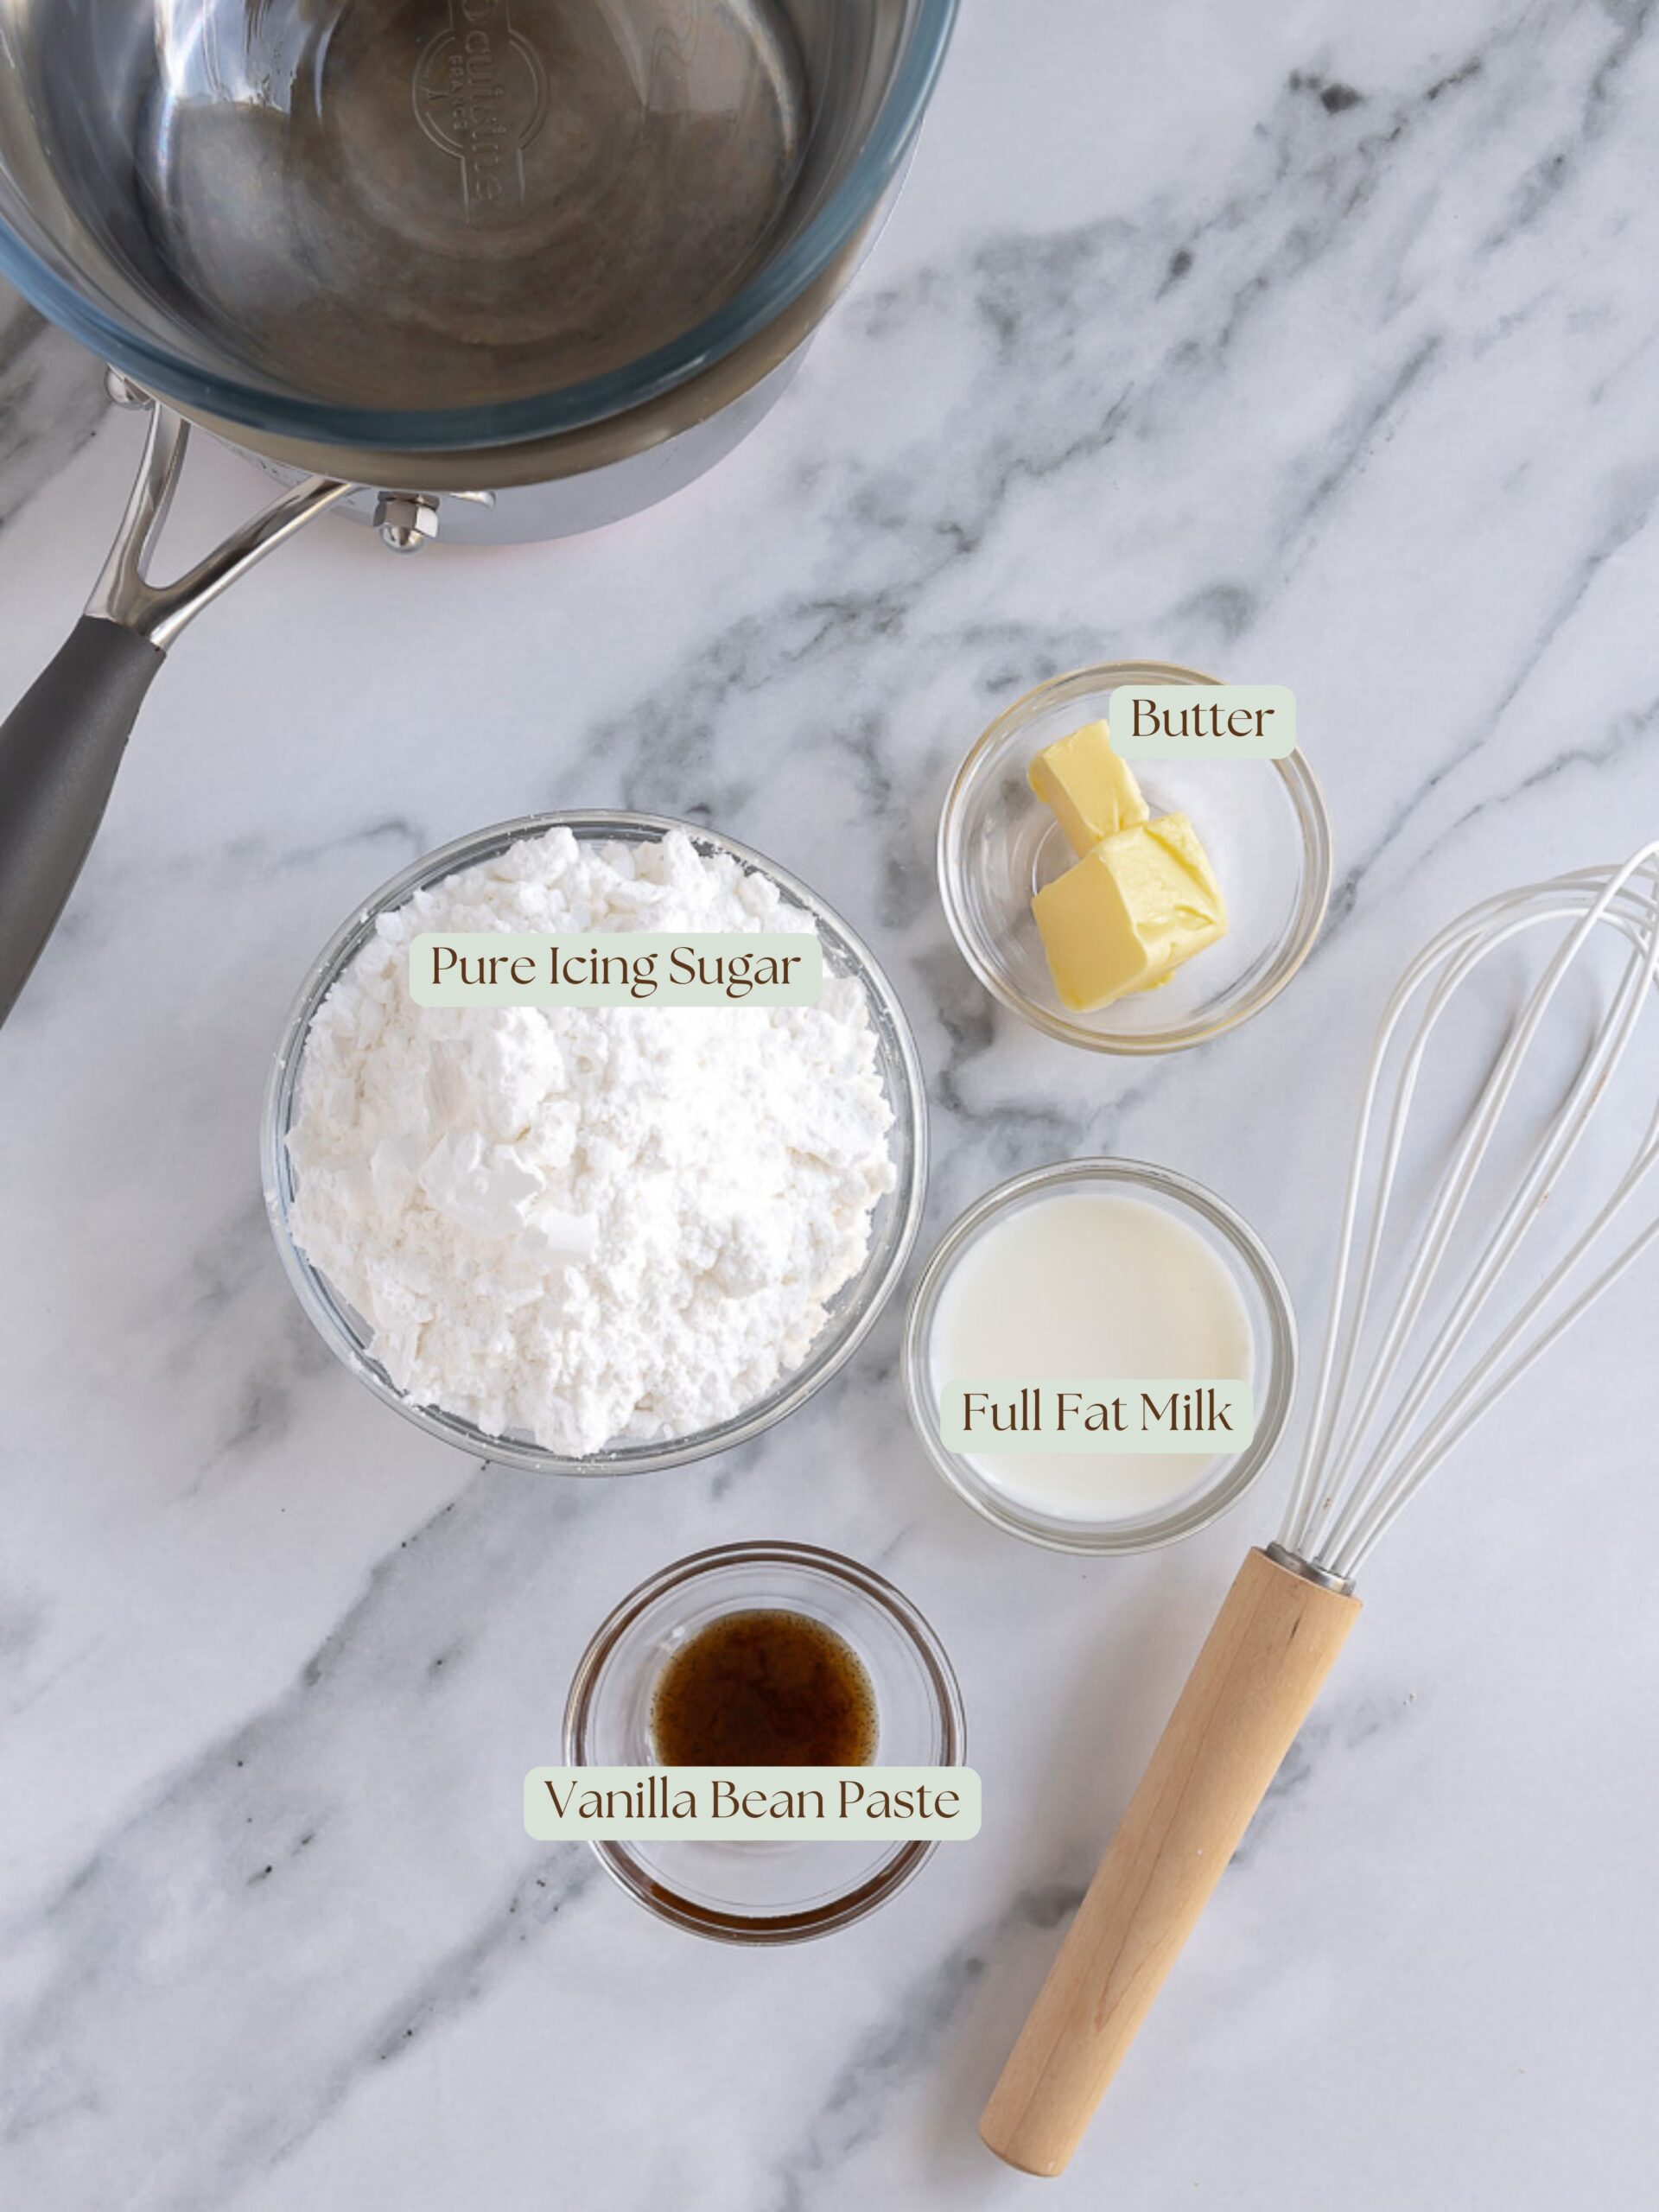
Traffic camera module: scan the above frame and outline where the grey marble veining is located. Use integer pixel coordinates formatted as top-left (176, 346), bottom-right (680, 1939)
top-left (0, 283), bottom-right (106, 535)
top-left (3, 2), bottom-right (1658, 2207)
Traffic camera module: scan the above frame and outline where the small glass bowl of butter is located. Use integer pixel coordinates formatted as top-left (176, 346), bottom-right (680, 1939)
top-left (938, 661), bottom-right (1332, 1052)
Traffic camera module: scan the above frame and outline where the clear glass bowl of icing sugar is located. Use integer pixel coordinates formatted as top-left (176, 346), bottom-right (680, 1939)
top-left (262, 811), bottom-right (927, 1478)
top-left (902, 1159), bottom-right (1297, 1554)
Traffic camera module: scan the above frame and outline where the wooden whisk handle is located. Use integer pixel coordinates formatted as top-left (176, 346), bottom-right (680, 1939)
top-left (980, 1546), bottom-right (1362, 2177)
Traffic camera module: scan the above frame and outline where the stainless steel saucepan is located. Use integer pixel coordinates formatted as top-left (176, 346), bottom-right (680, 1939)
top-left (0, 0), bottom-right (956, 1022)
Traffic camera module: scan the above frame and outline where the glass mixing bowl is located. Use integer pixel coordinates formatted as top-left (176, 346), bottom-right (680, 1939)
top-left (939, 661), bottom-right (1332, 1054)
top-left (564, 1542), bottom-right (966, 1942)
top-left (262, 811), bottom-right (926, 1476)
top-left (0, 1), bottom-right (958, 453)
top-left (902, 1160), bottom-right (1297, 1554)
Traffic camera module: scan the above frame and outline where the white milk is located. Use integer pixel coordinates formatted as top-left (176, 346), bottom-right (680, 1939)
top-left (929, 1191), bottom-right (1254, 1522)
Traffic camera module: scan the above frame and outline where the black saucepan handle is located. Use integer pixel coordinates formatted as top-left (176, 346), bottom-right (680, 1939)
top-left (0, 616), bottom-right (164, 1025)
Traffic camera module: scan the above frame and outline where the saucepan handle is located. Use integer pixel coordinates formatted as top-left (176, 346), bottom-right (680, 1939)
top-left (0, 397), bottom-right (354, 1029)
top-left (0, 618), bottom-right (164, 1021)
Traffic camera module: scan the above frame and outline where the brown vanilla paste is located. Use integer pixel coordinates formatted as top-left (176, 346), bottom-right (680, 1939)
top-left (650, 1609), bottom-right (877, 1767)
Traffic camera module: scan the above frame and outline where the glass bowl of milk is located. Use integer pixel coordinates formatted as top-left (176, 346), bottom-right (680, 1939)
top-left (903, 1160), bottom-right (1296, 1553)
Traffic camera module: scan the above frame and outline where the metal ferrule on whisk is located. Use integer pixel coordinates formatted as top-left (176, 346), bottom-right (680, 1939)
top-left (1262, 1542), bottom-right (1355, 1594)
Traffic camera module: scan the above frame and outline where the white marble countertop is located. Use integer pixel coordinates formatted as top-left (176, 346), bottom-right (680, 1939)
top-left (3, 3), bottom-right (1657, 2206)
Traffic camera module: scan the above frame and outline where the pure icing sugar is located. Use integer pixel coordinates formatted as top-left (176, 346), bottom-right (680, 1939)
top-left (285, 829), bottom-right (897, 1456)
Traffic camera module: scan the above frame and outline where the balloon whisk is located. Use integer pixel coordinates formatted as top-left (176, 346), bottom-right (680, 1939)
top-left (1277, 846), bottom-right (1659, 1590)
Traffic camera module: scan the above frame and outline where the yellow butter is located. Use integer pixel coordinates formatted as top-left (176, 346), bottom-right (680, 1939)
top-left (1027, 720), bottom-right (1148, 856)
top-left (1032, 811), bottom-right (1229, 1012)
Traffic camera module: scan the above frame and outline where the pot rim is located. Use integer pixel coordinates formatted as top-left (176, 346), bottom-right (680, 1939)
top-left (0, 0), bottom-right (958, 458)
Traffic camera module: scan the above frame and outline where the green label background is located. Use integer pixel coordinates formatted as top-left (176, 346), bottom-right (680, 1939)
top-left (938, 1380), bottom-right (1255, 1452)
top-left (410, 931), bottom-right (823, 1007)
top-left (1107, 683), bottom-right (1296, 757)
top-left (524, 1767), bottom-right (982, 1841)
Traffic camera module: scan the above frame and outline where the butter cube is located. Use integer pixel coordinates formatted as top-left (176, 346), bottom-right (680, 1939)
top-left (1028, 720), bottom-right (1149, 856)
top-left (1032, 813), bottom-right (1228, 1012)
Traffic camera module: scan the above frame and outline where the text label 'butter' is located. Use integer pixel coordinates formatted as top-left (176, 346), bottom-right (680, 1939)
top-left (1107, 683), bottom-right (1296, 759)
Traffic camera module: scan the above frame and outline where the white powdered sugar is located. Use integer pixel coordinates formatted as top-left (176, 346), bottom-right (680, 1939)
top-left (285, 829), bottom-right (898, 1455)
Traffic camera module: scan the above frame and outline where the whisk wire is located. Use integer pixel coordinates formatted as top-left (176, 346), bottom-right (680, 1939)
top-left (1275, 887), bottom-right (1578, 1546)
top-left (1315, 882), bottom-right (1659, 1567)
top-left (1281, 897), bottom-right (1573, 1548)
top-left (1333, 1216), bottom-right (1659, 1571)
top-left (1281, 843), bottom-right (1659, 1584)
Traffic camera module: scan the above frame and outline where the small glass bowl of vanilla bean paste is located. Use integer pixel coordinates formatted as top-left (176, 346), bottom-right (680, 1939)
top-left (564, 1543), bottom-right (966, 1943)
